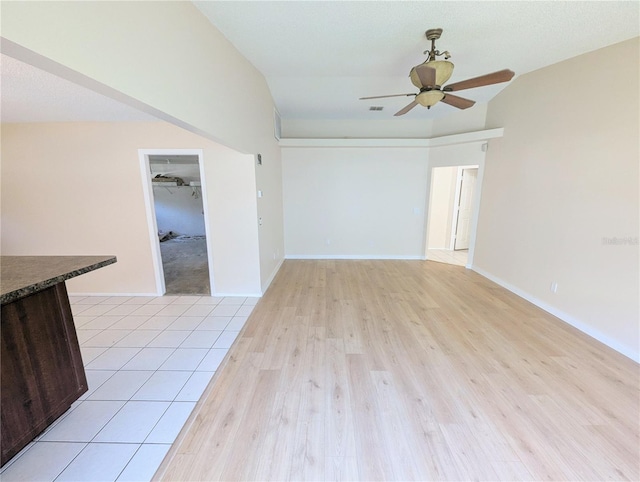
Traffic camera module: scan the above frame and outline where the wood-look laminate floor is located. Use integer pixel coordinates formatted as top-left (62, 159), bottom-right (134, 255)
top-left (156, 260), bottom-right (639, 481)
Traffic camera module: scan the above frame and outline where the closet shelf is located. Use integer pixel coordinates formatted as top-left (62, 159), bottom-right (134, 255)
top-left (152, 182), bottom-right (201, 188)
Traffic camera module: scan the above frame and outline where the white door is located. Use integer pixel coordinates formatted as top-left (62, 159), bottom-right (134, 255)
top-left (454, 168), bottom-right (478, 250)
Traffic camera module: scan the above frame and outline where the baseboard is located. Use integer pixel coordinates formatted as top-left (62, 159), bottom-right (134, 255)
top-left (285, 254), bottom-right (424, 260)
top-left (472, 266), bottom-right (639, 363)
top-left (68, 292), bottom-right (161, 297)
top-left (213, 292), bottom-right (263, 298)
top-left (69, 291), bottom-right (264, 298)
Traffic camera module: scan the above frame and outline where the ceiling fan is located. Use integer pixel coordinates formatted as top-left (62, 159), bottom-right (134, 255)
top-left (360, 28), bottom-right (515, 116)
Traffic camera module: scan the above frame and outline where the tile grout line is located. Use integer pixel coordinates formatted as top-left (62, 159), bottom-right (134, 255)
top-left (2, 294), bottom-right (255, 482)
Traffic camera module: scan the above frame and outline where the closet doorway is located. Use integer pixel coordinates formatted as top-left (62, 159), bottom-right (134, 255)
top-left (140, 149), bottom-right (214, 295)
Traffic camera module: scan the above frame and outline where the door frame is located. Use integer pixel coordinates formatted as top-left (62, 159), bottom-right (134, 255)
top-left (450, 166), bottom-right (478, 251)
top-left (449, 166), bottom-right (465, 250)
top-left (138, 148), bottom-right (215, 295)
top-left (423, 146), bottom-right (486, 269)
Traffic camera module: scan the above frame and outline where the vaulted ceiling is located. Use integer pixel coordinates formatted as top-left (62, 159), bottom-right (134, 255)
top-left (195, 1), bottom-right (639, 120)
top-left (1, 1), bottom-right (638, 123)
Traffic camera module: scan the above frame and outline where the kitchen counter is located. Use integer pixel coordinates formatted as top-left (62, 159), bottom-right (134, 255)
top-left (0, 255), bottom-right (116, 304)
top-left (0, 255), bottom-right (116, 466)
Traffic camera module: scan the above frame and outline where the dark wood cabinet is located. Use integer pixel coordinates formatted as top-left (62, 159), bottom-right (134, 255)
top-left (1, 282), bottom-right (87, 465)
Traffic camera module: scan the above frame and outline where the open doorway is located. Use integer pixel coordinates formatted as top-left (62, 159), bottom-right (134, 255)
top-left (426, 165), bottom-right (479, 267)
top-left (139, 149), bottom-right (214, 295)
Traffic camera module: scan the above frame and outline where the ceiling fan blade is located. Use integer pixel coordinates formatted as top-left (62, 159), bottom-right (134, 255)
top-left (360, 93), bottom-right (415, 100)
top-left (414, 64), bottom-right (436, 88)
top-left (394, 100), bottom-right (419, 116)
top-left (444, 69), bottom-right (515, 92)
top-left (441, 94), bottom-right (475, 110)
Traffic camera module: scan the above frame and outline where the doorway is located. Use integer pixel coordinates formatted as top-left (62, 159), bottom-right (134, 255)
top-left (139, 149), bottom-right (214, 295)
top-left (452, 167), bottom-right (478, 251)
top-left (426, 165), bottom-right (479, 267)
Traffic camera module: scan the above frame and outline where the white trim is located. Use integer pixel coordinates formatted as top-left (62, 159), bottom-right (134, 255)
top-left (465, 163), bottom-right (484, 267)
top-left (472, 266), bottom-right (639, 363)
top-left (285, 254), bottom-right (424, 260)
top-left (428, 129), bottom-right (503, 147)
top-left (449, 167), bottom-right (465, 250)
top-left (138, 148), bottom-right (215, 296)
top-left (196, 150), bottom-right (217, 296)
top-left (138, 151), bottom-right (166, 296)
top-left (68, 292), bottom-right (161, 297)
top-left (278, 128), bottom-right (504, 148)
top-left (214, 292), bottom-right (263, 298)
top-left (451, 165), bottom-right (480, 252)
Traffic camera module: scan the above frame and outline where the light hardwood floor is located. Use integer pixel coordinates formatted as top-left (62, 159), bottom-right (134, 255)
top-left (156, 260), bottom-right (639, 481)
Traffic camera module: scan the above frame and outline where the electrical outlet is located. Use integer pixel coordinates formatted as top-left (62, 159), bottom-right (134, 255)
top-left (550, 281), bottom-right (558, 293)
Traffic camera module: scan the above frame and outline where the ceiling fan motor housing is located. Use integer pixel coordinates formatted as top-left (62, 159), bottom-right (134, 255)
top-left (409, 60), bottom-right (454, 89)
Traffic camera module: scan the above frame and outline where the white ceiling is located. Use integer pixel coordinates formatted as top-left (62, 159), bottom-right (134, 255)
top-left (1, 1), bottom-right (638, 124)
top-left (195, 0), bottom-right (640, 120)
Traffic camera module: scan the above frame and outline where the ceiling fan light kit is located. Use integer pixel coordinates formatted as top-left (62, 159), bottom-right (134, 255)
top-left (416, 90), bottom-right (444, 107)
top-left (360, 28), bottom-right (515, 116)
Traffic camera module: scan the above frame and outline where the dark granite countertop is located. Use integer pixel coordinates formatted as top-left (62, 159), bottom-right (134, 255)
top-left (0, 256), bottom-right (117, 304)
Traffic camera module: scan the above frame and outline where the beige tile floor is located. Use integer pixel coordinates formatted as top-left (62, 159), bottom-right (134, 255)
top-left (0, 294), bottom-right (256, 482)
top-left (426, 248), bottom-right (468, 266)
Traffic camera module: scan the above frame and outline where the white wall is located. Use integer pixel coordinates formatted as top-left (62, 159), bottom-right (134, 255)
top-left (281, 136), bottom-right (493, 260)
top-left (1, 0), bottom-right (284, 293)
top-left (282, 119), bottom-right (430, 139)
top-left (1, 122), bottom-right (261, 296)
top-left (282, 147), bottom-right (429, 258)
top-left (152, 186), bottom-right (206, 236)
top-left (282, 104), bottom-right (487, 139)
top-left (430, 104), bottom-right (488, 137)
top-left (279, 115), bottom-right (493, 261)
top-left (476, 38), bottom-right (639, 361)
top-left (427, 166), bottom-right (457, 249)
top-left (150, 162), bottom-right (205, 236)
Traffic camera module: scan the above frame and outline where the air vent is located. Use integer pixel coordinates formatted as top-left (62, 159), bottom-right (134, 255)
top-left (369, 106), bottom-right (384, 111)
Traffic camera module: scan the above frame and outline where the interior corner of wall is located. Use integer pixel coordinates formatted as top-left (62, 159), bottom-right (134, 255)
top-left (261, 256), bottom-right (284, 295)
top-left (479, 102), bottom-right (489, 130)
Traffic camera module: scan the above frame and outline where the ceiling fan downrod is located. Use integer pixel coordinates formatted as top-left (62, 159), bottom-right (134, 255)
top-left (423, 28), bottom-right (451, 60)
